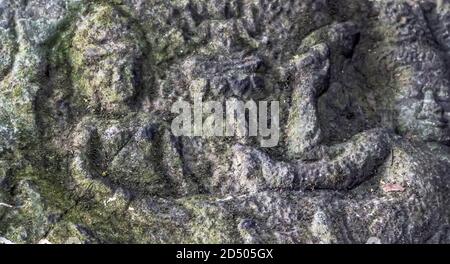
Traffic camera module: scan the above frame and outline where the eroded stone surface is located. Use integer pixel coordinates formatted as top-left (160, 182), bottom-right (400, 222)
top-left (1, 0), bottom-right (450, 243)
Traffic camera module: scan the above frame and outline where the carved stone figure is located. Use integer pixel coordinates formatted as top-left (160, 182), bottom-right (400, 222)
top-left (0, 0), bottom-right (450, 244)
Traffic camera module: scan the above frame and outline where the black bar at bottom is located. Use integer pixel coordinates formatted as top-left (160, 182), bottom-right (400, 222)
top-left (0, 244), bottom-right (448, 263)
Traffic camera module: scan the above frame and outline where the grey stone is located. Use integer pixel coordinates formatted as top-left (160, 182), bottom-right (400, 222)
top-left (0, 0), bottom-right (449, 244)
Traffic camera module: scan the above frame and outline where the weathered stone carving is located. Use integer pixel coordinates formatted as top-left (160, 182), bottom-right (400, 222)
top-left (0, 0), bottom-right (450, 244)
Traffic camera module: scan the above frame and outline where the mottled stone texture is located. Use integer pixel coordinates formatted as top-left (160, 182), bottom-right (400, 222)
top-left (1, 0), bottom-right (450, 244)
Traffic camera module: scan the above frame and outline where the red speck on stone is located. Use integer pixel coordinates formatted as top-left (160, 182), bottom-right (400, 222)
top-left (382, 183), bottom-right (405, 193)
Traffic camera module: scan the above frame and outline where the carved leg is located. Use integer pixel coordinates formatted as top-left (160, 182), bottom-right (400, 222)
top-left (286, 44), bottom-right (330, 158)
top-left (229, 129), bottom-right (390, 193)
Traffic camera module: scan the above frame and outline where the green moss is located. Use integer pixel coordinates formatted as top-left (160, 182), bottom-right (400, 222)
top-left (181, 196), bottom-right (242, 243)
top-left (6, 157), bottom-right (177, 243)
top-left (14, 165), bottom-right (73, 211)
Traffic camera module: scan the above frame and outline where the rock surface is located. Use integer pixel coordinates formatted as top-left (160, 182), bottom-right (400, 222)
top-left (1, 0), bottom-right (450, 243)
